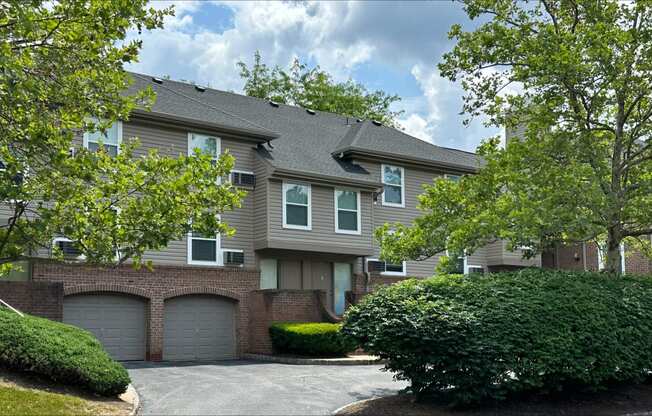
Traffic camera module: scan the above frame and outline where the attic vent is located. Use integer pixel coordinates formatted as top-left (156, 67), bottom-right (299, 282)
top-left (269, 100), bottom-right (280, 108)
top-left (194, 85), bottom-right (206, 92)
top-left (306, 108), bottom-right (316, 115)
top-left (371, 120), bottom-right (382, 126)
top-left (151, 77), bottom-right (163, 84)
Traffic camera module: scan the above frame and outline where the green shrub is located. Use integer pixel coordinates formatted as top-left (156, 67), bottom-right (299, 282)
top-left (0, 309), bottom-right (130, 396)
top-left (342, 269), bottom-right (652, 405)
top-left (269, 322), bottom-right (358, 357)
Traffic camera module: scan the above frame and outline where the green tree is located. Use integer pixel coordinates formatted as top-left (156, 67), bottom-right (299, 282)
top-left (237, 51), bottom-right (403, 127)
top-left (0, 0), bottom-right (244, 273)
top-left (378, 0), bottom-right (652, 274)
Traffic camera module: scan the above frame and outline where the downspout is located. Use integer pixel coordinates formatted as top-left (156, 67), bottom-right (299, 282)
top-left (582, 242), bottom-right (587, 271)
top-left (362, 256), bottom-right (371, 292)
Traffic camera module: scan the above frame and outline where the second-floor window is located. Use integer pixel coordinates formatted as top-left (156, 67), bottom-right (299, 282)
top-left (283, 182), bottom-right (311, 230)
top-left (84, 120), bottom-right (122, 156)
top-left (335, 189), bottom-right (360, 234)
top-left (188, 133), bottom-right (220, 161)
top-left (382, 164), bottom-right (404, 207)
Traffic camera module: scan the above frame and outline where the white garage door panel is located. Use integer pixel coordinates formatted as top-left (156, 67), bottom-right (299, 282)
top-left (63, 294), bottom-right (146, 361)
top-left (163, 296), bottom-right (235, 361)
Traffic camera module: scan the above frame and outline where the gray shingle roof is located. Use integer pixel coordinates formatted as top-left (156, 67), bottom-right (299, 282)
top-left (128, 72), bottom-right (481, 185)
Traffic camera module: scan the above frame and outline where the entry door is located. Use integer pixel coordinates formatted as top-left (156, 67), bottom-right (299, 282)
top-left (333, 263), bottom-right (352, 315)
top-left (311, 261), bottom-right (333, 308)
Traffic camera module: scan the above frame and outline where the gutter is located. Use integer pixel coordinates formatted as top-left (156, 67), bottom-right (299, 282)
top-left (270, 167), bottom-right (382, 191)
top-left (333, 147), bottom-right (481, 174)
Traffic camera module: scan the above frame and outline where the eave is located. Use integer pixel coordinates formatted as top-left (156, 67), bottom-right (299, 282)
top-left (333, 147), bottom-right (481, 174)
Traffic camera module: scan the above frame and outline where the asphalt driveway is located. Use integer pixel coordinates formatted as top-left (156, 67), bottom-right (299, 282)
top-left (125, 360), bottom-right (406, 415)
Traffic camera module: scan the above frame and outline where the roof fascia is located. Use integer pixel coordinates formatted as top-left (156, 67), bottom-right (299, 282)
top-left (270, 167), bottom-right (382, 190)
top-left (334, 147), bottom-right (480, 174)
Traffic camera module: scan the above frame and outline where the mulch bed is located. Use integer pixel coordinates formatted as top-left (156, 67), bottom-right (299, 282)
top-left (337, 383), bottom-right (652, 416)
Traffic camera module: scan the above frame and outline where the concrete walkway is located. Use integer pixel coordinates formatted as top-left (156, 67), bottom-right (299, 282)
top-left (125, 360), bottom-right (406, 415)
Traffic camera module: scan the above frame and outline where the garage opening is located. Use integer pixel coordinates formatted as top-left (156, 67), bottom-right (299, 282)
top-left (163, 295), bottom-right (236, 361)
top-left (63, 293), bottom-right (147, 361)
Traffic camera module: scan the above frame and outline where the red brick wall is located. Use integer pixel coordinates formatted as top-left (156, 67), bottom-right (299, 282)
top-left (248, 289), bottom-right (325, 354)
top-left (545, 242), bottom-right (652, 275)
top-left (625, 248), bottom-right (652, 275)
top-left (0, 281), bottom-right (63, 320)
top-left (32, 261), bottom-right (259, 361)
top-left (543, 243), bottom-right (601, 272)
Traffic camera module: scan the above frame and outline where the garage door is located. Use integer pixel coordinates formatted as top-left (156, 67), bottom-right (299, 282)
top-left (163, 295), bottom-right (236, 361)
top-left (63, 294), bottom-right (146, 361)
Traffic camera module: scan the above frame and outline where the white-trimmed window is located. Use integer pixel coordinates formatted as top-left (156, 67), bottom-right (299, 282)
top-left (335, 189), bottom-right (361, 234)
top-left (382, 164), bottom-right (405, 207)
top-left (366, 258), bottom-right (407, 277)
top-left (83, 120), bottom-right (122, 156)
top-left (188, 132), bottom-right (220, 162)
top-left (283, 182), bottom-right (311, 230)
top-left (187, 229), bottom-right (221, 266)
top-left (52, 237), bottom-right (85, 261)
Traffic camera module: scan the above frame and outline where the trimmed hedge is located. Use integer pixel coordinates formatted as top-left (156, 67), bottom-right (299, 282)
top-left (342, 269), bottom-right (652, 405)
top-left (0, 309), bottom-right (130, 396)
top-left (269, 322), bottom-right (357, 357)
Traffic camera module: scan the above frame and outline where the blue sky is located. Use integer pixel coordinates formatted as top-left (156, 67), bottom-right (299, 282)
top-left (127, 1), bottom-right (502, 152)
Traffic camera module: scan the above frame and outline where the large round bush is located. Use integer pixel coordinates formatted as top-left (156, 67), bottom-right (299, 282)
top-left (0, 309), bottom-right (130, 396)
top-left (269, 322), bottom-right (357, 357)
top-left (342, 269), bottom-right (652, 405)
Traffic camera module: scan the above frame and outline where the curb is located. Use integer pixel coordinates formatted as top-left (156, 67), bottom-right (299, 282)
top-left (119, 384), bottom-right (140, 416)
top-left (331, 397), bottom-right (379, 415)
top-left (242, 353), bottom-right (384, 366)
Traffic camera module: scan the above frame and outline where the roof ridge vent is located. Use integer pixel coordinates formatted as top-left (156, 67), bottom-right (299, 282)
top-left (269, 100), bottom-right (280, 108)
top-left (371, 120), bottom-right (382, 126)
top-left (194, 85), bottom-right (206, 92)
top-left (152, 77), bottom-right (163, 84)
top-left (306, 108), bottom-right (316, 115)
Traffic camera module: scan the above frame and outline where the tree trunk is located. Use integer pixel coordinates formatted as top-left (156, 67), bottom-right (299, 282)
top-left (605, 227), bottom-right (623, 275)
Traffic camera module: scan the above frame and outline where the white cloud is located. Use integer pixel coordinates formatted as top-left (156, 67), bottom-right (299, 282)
top-left (128, 1), bottom-right (375, 90)
top-left (399, 114), bottom-right (433, 143)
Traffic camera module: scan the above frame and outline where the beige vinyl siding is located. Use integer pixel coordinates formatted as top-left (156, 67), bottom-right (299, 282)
top-left (467, 246), bottom-right (488, 270)
top-left (485, 240), bottom-right (540, 267)
top-left (123, 120), bottom-right (257, 268)
top-left (253, 157), bottom-right (270, 243)
top-left (266, 179), bottom-right (373, 254)
top-left (486, 240), bottom-right (504, 265)
top-left (358, 160), bottom-right (442, 278)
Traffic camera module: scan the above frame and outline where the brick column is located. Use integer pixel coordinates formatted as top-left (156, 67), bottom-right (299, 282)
top-left (148, 297), bottom-right (164, 361)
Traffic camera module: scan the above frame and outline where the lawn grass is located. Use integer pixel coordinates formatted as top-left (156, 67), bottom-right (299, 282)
top-left (0, 383), bottom-right (130, 416)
